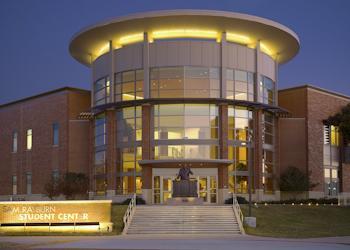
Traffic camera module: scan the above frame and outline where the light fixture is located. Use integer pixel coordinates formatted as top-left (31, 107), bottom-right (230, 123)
top-left (226, 33), bottom-right (251, 45)
top-left (152, 29), bottom-right (219, 40)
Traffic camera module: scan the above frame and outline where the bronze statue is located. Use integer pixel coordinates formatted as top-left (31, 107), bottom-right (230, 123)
top-left (177, 166), bottom-right (193, 181)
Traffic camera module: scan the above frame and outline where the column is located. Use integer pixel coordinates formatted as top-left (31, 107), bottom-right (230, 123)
top-left (143, 32), bottom-right (150, 99)
top-left (141, 103), bottom-right (152, 203)
top-left (109, 40), bottom-right (115, 103)
top-left (218, 103), bottom-right (229, 203)
top-left (253, 109), bottom-right (264, 200)
top-left (220, 32), bottom-right (227, 99)
top-left (106, 110), bottom-right (117, 197)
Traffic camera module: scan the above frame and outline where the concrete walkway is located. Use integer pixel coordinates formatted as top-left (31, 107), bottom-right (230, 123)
top-left (1, 235), bottom-right (350, 249)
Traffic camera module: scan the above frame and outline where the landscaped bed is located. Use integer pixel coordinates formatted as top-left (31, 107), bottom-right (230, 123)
top-left (241, 204), bottom-right (350, 238)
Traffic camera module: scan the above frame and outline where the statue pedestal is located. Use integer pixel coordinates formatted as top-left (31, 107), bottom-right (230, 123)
top-left (173, 180), bottom-right (197, 197)
top-left (165, 197), bottom-right (203, 205)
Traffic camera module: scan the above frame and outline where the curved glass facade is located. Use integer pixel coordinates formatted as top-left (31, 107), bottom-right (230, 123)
top-left (94, 76), bottom-right (110, 106)
top-left (154, 104), bottom-right (219, 159)
top-left (150, 66), bottom-right (220, 98)
top-left (226, 69), bottom-right (254, 101)
top-left (227, 106), bottom-right (253, 194)
top-left (116, 106), bottom-right (142, 194)
top-left (115, 69), bottom-right (144, 101)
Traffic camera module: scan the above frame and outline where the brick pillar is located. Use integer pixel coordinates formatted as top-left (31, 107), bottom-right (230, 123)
top-left (141, 104), bottom-right (152, 203)
top-left (88, 118), bottom-right (94, 199)
top-left (253, 109), bottom-right (263, 198)
top-left (106, 110), bottom-right (117, 196)
top-left (219, 103), bottom-right (228, 159)
top-left (274, 115), bottom-right (281, 200)
top-left (218, 103), bottom-right (229, 203)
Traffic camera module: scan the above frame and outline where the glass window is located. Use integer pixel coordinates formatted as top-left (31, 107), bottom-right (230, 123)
top-left (52, 169), bottom-right (60, 180)
top-left (26, 129), bottom-right (32, 150)
top-left (115, 70), bottom-right (144, 101)
top-left (94, 76), bottom-right (110, 106)
top-left (263, 112), bottom-right (274, 145)
top-left (154, 104), bottom-right (218, 141)
top-left (12, 131), bottom-right (18, 153)
top-left (26, 172), bottom-right (32, 195)
top-left (323, 124), bottom-right (339, 196)
top-left (151, 66), bottom-right (220, 98)
top-left (260, 76), bottom-right (275, 105)
top-left (155, 145), bottom-right (218, 160)
top-left (12, 175), bottom-right (17, 195)
top-left (226, 69), bottom-right (254, 101)
top-left (53, 123), bottom-right (59, 146)
top-left (228, 106), bottom-right (253, 141)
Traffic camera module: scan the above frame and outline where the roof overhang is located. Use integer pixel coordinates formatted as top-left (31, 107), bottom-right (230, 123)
top-left (69, 9), bottom-right (300, 66)
top-left (92, 98), bottom-right (290, 117)
top-left (139, 159), bottom-right (232, 168)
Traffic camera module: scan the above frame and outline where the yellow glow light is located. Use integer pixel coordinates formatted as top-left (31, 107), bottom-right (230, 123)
top-left (152, 29), bottom-right (218, 40)
top-left (226, 33), bottom-right (251, 45)
top-left (97, 43), bottom-right (110, 57)
top-left (260, 42), bottom-right (273, 56)
top-left (118, 33), bottom-right (144, 45)
top-left (122, 93), bottom-right (143, 100)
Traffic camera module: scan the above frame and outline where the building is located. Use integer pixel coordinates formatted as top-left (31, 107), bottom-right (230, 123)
top-left (0, 87), bottom-right (91, 200)
top-left (279, 85), bottom-right (350, 199)
top-left (0, 10), bottom-right (348, 203)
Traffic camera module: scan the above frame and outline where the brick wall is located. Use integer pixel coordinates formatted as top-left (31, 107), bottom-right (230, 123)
top-left (0, 88), bottom-right (91, 196)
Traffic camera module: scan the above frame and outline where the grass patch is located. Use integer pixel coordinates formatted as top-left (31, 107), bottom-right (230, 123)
top-left (241, 204), bottom-right (350, 238)
top-left (0, 204), bottom-right (128, 236)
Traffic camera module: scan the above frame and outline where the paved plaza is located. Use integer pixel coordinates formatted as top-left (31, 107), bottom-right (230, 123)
top-left (1, 235), bottom-right (350, 250)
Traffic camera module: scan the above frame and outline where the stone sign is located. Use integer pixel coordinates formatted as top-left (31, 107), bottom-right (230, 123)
top-left (0, 200), bottom-right (112, 232)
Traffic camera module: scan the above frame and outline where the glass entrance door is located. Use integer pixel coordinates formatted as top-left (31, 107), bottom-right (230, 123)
top-left (198, 176), bottom-right (217, 204)
top-left (152, 168), bottom-right (218, 204)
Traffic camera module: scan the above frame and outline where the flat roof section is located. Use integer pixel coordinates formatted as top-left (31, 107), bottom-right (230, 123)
top-left (0, 87), bottom-right (90, 109)
top-left (69, 9), bottom-right (300, 66)
top-left (279, 84), bottom-right (350, 101)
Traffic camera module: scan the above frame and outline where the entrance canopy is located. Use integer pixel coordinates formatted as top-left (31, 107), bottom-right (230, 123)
top-left (138, 159), bottom-right (232, 168)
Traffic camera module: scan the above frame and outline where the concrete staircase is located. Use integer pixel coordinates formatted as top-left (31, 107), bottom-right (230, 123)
top-left (126, 205), bottom-right (241, 235)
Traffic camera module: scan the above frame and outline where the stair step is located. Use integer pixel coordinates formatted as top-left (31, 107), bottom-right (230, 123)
top-left (125, 205), bottom-right (241, 235)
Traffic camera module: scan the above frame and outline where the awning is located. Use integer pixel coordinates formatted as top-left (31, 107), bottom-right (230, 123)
top-left (138, 159), bottom-right (232, 168)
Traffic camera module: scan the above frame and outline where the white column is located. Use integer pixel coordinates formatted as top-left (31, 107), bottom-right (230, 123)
top-left (220, 32), bottom-right (227, 99)
top-left (274, 54), bottom-right (279, 106)
top-left (109, 40), bottom-right (115, 103)
top-left (255, 41), bottom-right (262, 103)
top-left (143, 32), bottom-right (150, 99)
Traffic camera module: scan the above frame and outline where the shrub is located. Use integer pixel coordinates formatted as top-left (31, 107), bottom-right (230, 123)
top-left (224, 196), bottom-right (248, 204)
top-left (121, 196), bottom-right (146, 205)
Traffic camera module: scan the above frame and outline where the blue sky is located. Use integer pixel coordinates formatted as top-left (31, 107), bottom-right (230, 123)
top-left (0, 0), bottom-right (349, 104)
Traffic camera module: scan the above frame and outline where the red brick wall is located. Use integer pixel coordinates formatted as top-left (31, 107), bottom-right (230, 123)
top-left (0, 89), bottom-right (90, 196)
top-left (306, 88), bottom-right (350, 192)
top-left (279, 86), bottom-right (350, 194)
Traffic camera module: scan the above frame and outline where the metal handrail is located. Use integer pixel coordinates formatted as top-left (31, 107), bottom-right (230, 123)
top-left (232, 194), bottom-right (245, 234)
top-left (122, 193), bottom-right (136, 235)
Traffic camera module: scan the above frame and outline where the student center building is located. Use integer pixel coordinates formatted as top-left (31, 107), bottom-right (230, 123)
top-left (1, 10), bottom-right (349, 204)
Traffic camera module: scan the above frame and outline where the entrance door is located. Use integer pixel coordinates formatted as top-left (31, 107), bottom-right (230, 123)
top-left (198, 176), bottom-right (217, 204)
top-left (152, 168), bottom-right (218, 204)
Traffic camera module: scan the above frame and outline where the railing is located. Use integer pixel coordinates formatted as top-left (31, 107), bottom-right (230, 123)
top-left (122, 193), bottom-right (136, 235)
top-left (338, 194), bottom-right (350, 206)
top-left (232, 194), bottom-right (245, 234)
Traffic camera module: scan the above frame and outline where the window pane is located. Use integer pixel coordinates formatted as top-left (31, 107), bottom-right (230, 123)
top-left (27, 129), bottom-right (32, 150)
top-left (53, 123), bottom-right (59, 145)
top-left (235, 70), bottom-right (247, 82)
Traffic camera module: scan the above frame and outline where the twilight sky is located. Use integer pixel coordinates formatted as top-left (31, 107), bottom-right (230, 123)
top-left (0, 0), bottom-right (349, 105)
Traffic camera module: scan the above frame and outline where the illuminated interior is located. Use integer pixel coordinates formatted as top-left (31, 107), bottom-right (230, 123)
top-left (93, 29), bottom-right (275, 60)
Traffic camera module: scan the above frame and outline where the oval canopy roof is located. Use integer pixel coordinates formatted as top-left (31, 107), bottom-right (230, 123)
top-left (69, 10), bottom-right (300, 66)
